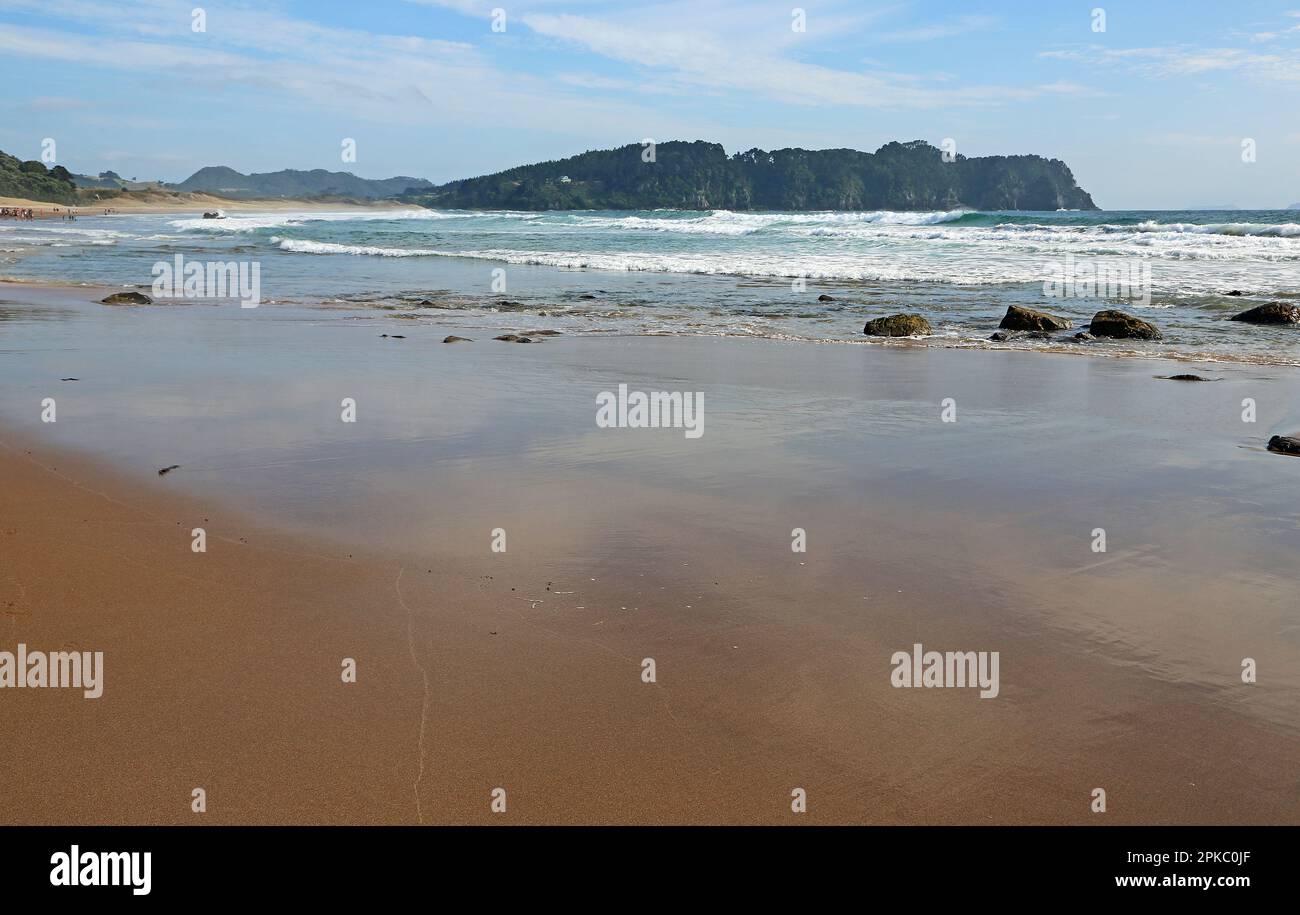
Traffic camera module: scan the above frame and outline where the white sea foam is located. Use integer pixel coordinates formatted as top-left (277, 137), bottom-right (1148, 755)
top-left (1134, 220), bottom-right (1300, 237)
top-left (275, 238), bottom-right (447, 257)
top-left (169, 209), bottom-right (450, 233)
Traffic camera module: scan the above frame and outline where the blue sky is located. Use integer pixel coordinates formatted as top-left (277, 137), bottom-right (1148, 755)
top-left (2, 0), bottom-right (1299, 208)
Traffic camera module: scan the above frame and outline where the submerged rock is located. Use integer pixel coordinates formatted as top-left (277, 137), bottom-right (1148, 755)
top-left (494, 334), bottom-right (533, 343)
top-left (524, 329), bottom-right (562, 336)
top-left (863, 313), bottom-right (932, 337)
top-left (1230, 302), bottom-right (1300, 325)
top-left (999, 305), bottom-right (1070, 332)
top-left (1225, 289), bottom-right (1244, 296)
top-left (1267, 435), bottom-right (1300, 456)
top-left (101, 291), bottom-right (152, 305)
top-left (1159, 374), bottom-right (1211, 382)
top-left (990, 328), bottom-right (1054, 342)
top-left (818, 294), bottom-right (835, 302)
top-left (442, 335), bottom-right (472, 343)
top-left (1088, 309), bottom-right (1161, 340)
top-left (1073, 332), bottom-right (1094, 341)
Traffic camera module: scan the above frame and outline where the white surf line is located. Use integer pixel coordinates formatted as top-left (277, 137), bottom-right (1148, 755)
top-left (394, 566), bottom-right (431, 826)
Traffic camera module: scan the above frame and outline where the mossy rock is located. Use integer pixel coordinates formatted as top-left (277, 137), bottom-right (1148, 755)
top-left (1088, 310), bottom-right (1161, 340)
top-left (101, 291), bottom-right (152, 305)
top-left (1230, 303), bottom-right (1300, 325)
top-left (863, 313), bottom-right (932, 337)
top-left (1000, 305), bottom-right (1069, 332)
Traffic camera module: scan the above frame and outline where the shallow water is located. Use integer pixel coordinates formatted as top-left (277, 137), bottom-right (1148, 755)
top-left (3, 207), bottom-right (1299, 363)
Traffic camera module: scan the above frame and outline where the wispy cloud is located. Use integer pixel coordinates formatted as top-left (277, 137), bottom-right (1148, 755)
top-left (873, 14), bottom-right (996, 43)
top-left (23, 96), bottom-right (90, 111)
top-left (522, 10), bottom-right (1075, 109)
top-left (1042, 11), bottom-right (1300, 83)
top-left (1041, 44), bottom-right (1300, 81)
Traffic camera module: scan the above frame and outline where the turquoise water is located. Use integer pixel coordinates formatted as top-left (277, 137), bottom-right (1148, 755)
top-left (4, 207), bottom-right (1299, 362)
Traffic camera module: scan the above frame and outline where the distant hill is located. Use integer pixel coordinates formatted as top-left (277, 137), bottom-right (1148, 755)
top-left (0, 150), bottom-right (78, 204)
top-left (73, 170), bottom-right (167, 191)
top-left (408, 140), bottom-right (1098, 211)
top-left (174, 166), bottom-right (431, 199)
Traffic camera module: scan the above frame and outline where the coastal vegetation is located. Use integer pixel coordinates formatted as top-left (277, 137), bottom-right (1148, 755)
top-left (0, 150), bottom-right (78, 204)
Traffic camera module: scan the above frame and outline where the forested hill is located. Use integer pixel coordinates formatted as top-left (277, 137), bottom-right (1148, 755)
top-left (412, 140), bottom-right (1098, 211)
top-left (0, 150), bottom-right (78, 204)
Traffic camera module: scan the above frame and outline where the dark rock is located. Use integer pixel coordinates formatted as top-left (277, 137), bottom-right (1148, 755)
top-left (818, 294), bottom-right (835, 302)
top-left (1225, 290), bottom-right (1244, 296)
top-left (442, 335), bottom-right (472, 343)
top-left (863, 313), bottom-right (932, 337)
top-left (1267, 435), bottom-right (1300, 456)
top-left (1230, 302), bottom-right (1300, 325)
top-left (577, 294), bottom-right (596, 300)
top-left (157, 464), bottom-right (180, 475)
top-left (1073, 332), bottom-right (1094, 341)
top-left (101, 291), bottom-right (152, 305)
top-left (1088, 309), bottom-right (1162, 340)
top-left (494, 334), bottom-right (533, 343)
top-left (1159, 374), bottom-right (1211, 382)
top-left (60, 377), bottom-right (78, 381)
top-left (999, 304), bottom-right (1070, 332)
top-left (524, 329), bottom-right (562, 336)
top-left (989, 329), bottom-right (1053, 342)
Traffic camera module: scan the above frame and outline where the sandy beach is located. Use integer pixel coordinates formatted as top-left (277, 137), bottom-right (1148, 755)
top-left (0, 192), bottom-right (406, 215)
top-left (1, 281), bottom-right (1296, 825)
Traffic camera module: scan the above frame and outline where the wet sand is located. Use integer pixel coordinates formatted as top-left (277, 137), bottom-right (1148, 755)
top-left (1, 282), bottom-right (1297, 824)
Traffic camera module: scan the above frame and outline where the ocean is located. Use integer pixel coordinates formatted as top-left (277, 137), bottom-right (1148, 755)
top-left (4, 207), bottom-right (1299, 363)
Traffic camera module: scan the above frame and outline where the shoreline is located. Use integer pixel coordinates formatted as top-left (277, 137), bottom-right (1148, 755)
top-left (1, 277), bottom-right (1295, 369)
top-left (2, 280), bottom-right (1297, 825)
top-left (0, 193), bottom-right (410, 214)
